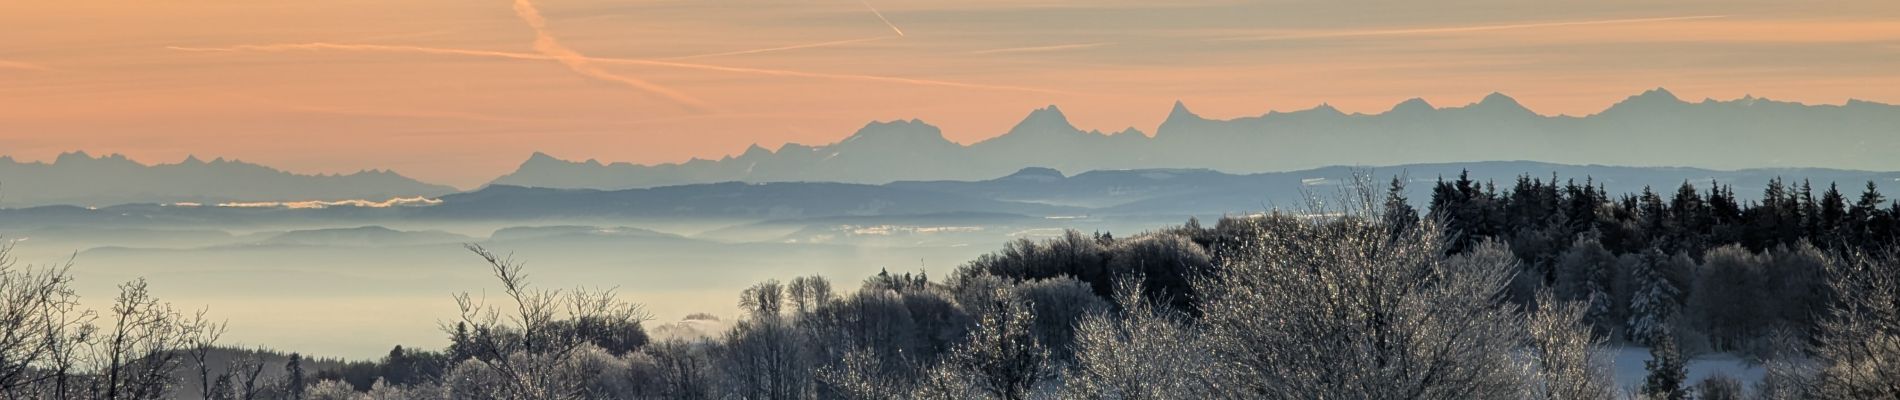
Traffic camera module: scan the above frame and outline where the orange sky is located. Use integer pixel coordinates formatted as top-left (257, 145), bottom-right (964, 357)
top-left (4, 0), bottom-right (1900, 187)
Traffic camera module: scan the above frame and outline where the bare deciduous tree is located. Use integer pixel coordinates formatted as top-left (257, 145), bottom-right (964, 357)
top-left (449, 244), bottom-right (653, 400)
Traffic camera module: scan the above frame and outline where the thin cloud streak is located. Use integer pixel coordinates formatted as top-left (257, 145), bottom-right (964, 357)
top-left (1220, 15), bottom-right (1729, 41)
top-left (970, 42), bottom-right (1113, 55)
top-left (665, 37), bottom-right (890, 60)
top-left (168, 43), bottom-right (1068, 94)
top-left (511, 0), bottom-right (712, 111)
top-left (860, 0), bottom-right (906, 37)
top-left (0, 60), bottom-right (51, 71)
top-left (167, 43), bottom-right (550, 60)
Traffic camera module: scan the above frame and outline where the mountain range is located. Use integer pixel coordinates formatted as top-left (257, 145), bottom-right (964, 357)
top-left (493, 88), bottom-right (1900, 190)
top-left (4, 89), bottom-right (1898, 208)
top-left (5, 161), bottom-right (1895, 231)
top-left (0, 152), bottom-right (457, 207)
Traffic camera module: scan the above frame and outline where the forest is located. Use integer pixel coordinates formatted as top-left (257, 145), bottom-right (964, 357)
top-left (1, 172), bottom-right (1897, 399)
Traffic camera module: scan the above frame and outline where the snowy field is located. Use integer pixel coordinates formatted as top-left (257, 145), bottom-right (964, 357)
top-left (1608, 347), bottom-right (1765, 392)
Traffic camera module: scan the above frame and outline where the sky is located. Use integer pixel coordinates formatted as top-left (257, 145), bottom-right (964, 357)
top-left (3, 0), bottom-right (1900, 188)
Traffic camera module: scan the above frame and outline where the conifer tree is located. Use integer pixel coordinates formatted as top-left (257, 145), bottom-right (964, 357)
top-left (1641, 332), bottom-right (1688, 400)
top-left (1628, 251), bottom-right (1680, 346)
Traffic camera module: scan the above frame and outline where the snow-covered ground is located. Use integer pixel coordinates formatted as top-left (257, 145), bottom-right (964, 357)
top-left (1608, 346), bottom-right (1765, 392)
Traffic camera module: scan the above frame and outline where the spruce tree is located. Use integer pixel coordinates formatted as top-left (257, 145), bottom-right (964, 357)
top-left (1642, 331), bottom-right (1688, 400)
top-left (285, 353), bottom-right (306, 400)
top-left (1627, 250), bottom-right (1679, 346)
top-left (1382, 176), bottom-right (1418, 234)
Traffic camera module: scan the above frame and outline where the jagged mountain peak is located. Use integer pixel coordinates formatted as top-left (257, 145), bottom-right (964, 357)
top-left (990, 104), bottom-right (1084, 142)
top-left (740, 143), bottom-right (773, 158)
top-left (516, 151), bottom-right (575, 170)
top-left (484, 89), bottom-right (1900, 191)
top-left (526, 151), bottom-right (561, 163)
top-left (1166, 100), bottom-right (1201, 122)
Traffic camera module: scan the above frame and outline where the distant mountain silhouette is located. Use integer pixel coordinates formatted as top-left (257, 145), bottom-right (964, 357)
top-left (492, 89), bottom-right (1900, 189)
top-left (7, 161), bottom-right (1894, 230)
top-left (0, 152), bottom-right (457, 207)
top-left (417, 182), bottom-right (1083, 220)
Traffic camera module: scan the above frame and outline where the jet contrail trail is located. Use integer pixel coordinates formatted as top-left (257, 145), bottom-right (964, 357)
top-left (1221, 15), bottom-right (1727, 41)
top-left (665, 37), bottom-right (888, 60)
top-left (860, 0), bottom-right (905, 37)
top-left (511, 0), bottom-right (711, 111)
top-left (169, 42), bottom-right (1068, 94)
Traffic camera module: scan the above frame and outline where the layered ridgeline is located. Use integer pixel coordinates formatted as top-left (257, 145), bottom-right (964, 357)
top-left (9, 161), bottom-right (1896, 230)
top-left (0, 152), bottom-right (456, 207)
top-left (493, 88), bottom-right (1900, 189)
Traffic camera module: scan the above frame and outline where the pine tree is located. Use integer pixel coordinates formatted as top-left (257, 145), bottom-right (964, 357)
top-left (1848, 181), bottom-right (1890, 249)
top-left (1669, 181), bottom-right (1709, 253)
top-left (1563, 178), bottom-right (1604, 237)
top-left (1627, 250), bottom-right (1679, 346)
top-left (1383, 176), bottom-right (1419, 234)
top-left (1819, 183), bottom-right (1848, 245)
top-left (285, 353), bottom-right (306, 400)
top-left (1642, 332), bottom-right (1688, 400)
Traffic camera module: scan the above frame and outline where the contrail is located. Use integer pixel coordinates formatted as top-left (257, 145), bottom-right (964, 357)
top-left (970, 42), bottom-right (1112, 55)
top-left (169, 43), bottom-right (1067, 94)
top-left (1221, 15), bottom-right (1727, 41)
top-left (511, 0), bottom-right (711, 111)
top-left (860, 0), bottom-right (905, 37)
top-left (665, 37), bottom-right (888, 60)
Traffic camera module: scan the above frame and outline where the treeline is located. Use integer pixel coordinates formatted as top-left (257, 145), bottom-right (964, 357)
top-left (1415, 173), bottom-right (1900, 353)
top-left (1, 174), bottom-right (1897, 399)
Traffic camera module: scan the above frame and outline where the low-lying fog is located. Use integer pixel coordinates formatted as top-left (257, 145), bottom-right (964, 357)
top-left (2, 216), bottom-right (1175, 359)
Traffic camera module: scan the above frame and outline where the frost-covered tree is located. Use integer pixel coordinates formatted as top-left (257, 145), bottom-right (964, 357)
top-left (925, 285), bottom-right (1051, 400)
top-left (816, 349), bottom-right (909, 400)
top-left (644, 339), bottom-right (713, 400)
top-left (1628, 250), bottom-right (1682, 347)
top-left (1553, 236), bottom-right (1618, 335)
top-left (1060, 278), bottom-right (1207, 400)
top-left (1523, 291), bottom-right (1617, 400)
top-left (1689, 245), bottom-right (1770, 351)
top-left (714, 313), bottom-right (810, 399)
top-left (1811, 249), bottom-right (1900, 398)
top-left (1013, 277), bottom-right (1106, 361)
top-left (1194, 212), bottom-right (1528, 398)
